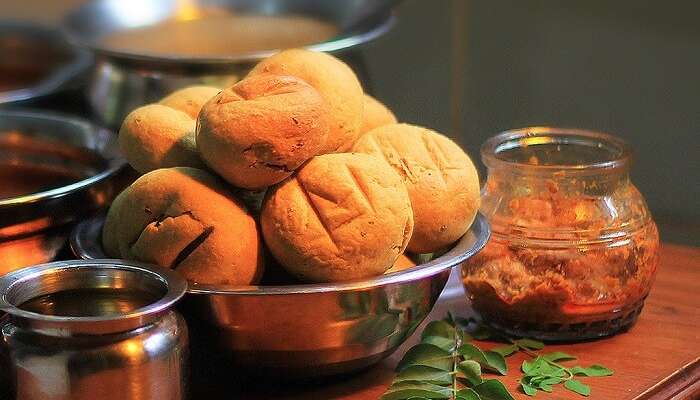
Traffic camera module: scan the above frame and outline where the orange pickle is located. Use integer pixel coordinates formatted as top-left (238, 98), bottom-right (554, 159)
top-left (463, 128), bottom-right (660, 340)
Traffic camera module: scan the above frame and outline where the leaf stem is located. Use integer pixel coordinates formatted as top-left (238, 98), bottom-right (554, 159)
top-left (451, 326), bottom-right (463, 399)
top-left (545, 359), bottom-right (574, 380)
top-left (511, 342), bottom-right (539, 358)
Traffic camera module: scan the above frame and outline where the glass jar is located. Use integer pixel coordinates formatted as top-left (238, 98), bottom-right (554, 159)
top-left (461, 127), bottom-right (660, 341)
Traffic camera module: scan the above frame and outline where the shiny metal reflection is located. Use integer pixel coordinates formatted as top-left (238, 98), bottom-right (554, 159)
top-left (71, 213), bottom-right (489, 379)
top-left (0, 260), bottom-right (188, 400)
top-left (0, 110), bottom-right (127, 275)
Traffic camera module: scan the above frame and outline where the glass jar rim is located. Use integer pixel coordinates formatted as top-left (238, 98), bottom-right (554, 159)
top-left (481, 127), bottom-right (632, 173)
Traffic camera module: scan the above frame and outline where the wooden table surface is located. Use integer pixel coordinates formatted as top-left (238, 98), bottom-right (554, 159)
top-left (234, 244), bottom-right (699, 400)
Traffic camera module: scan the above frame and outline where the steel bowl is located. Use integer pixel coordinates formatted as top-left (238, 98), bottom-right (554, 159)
top-left (0, 21), bottom-right (91, 105)
top-left (63, 0), bottom-right (398, 128)
top-left (70, 213), bottom-right (489, 382)
top-left (0, 110), bottom-right (128, 275)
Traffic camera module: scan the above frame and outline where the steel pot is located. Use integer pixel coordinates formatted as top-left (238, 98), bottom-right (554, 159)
top-left (0, 260), bottom-right (189, 400)
top-left (0, 21), bottom-right (90, 106)
top-left (0, 110), bottom-right (128, 275)
top-left (63, 0), bottom-right (398, 127)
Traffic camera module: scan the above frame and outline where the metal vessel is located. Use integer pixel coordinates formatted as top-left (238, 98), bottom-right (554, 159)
top-left (62, 0), bottom-right (398, 127)
top-left (0, 21), bottom-right (90, 105)
top-left (0, 260), bottom-right (189, 400)
top-left (0, 110), bottom-right (128, 275)
top-left (71, 213), bottom-right (489, 388)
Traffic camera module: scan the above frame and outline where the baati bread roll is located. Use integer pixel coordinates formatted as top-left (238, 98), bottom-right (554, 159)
top-left (158, 85), bottom-right (221, 119)
top-left (118, 104), bottom-right (205, 174)
top-left (197, 73), bottom-right (330, 190)
top-left (352, 123), bottom-right (480, 253)
top-left (385, 253), bottom-right (416, 274)
top-left (361, 94), bottom-right (397, 134)
top-left (102, 187), bottom-right (128, 258)
top-left (248, 49), bottom-right (363, 153)
top-left (261, 153), bottom-right (414, 282)
top-left (102, 167), bottom-right (263, 285)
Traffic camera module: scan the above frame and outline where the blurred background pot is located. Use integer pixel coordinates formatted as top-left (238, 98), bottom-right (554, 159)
top-left (63, 0), bottom-right (399, 128)
top-left (0, 110), bottom-right (127, 275)
top-left (0, 20), bottom-right (90, 107)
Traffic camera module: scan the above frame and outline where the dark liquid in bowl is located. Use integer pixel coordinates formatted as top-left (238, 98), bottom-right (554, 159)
top-left (0, 33), bottom-right (69, 92)
top-left (0, 164), bottom-right (85, 199)
top-left (100, 13), bottom-right (339, 57)
top-left (0, 65), bottom-right (50, 92)
top-left (19, 288), bottom-right (162, 317)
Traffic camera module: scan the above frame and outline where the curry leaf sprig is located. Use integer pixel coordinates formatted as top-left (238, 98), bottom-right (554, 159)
top-left (381, 314), bottom-right (613, 399)
top-left (381, 313), bottom-right (514, 400)
top-left (517, 351), bottom-right (613, 396)
top-left (490, 334), bottom-right (613, 396)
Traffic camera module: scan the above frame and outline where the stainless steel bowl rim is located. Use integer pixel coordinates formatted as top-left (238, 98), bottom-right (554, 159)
top-left (0, 259), bottom-right (187, 326)
top-left (65, 14), bottom-right (395, 66)
top-left (72, 213), bottom-right (490, 295)
top-left (0, 20), bottom-right (92, 104)
top-left (0, 110), bottom-right (127, 209)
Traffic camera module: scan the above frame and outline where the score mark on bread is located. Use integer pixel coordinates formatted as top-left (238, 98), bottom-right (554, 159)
top-left (261, 153), bottom-right (414, 282)
top-left (353, 124), bottom-right (481, 254)
top-left (103, 167), bottom-right (263, 285)
top-left (128, 210), bottom-right (214, 270)
top-left (248, 49), bottom-right (364, 153)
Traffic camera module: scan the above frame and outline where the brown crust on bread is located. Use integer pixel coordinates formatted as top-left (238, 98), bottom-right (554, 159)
top-left (119, 86), bottom-right (220, 174)
top-left (260, 153), bottom-right (414, 282)
top-left (102, 167), bottom-right (263, 285)
top-left (118, 104), bottom-right (205, 174)
top-left (352, 123), bottom-right (480, 253)
top-left (197, 73), bottom-right (330, 190)
top-left (385, 253), bottom-right (417, 274)
top-left (248, 49), bottom-right (364, 153)
top-left (158, 86), bottom-right (221, 119)
top-left (361, 94), bottom-right (397, 134)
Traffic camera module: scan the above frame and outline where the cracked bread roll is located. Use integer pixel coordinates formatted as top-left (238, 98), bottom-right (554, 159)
top-left (261, 153), bottom-right (414, 282)
top-left (352, 123), bottom-right (480, 253)
top-left (361, 94), bottom-right (397, 134)
top-left (159, 85), bottom-right (221, 119)
top-left (248, 49), bottom-right (363, 153)
top-left (102, 167), bottom-right (263, 285)
top-left (197, 73), bottom-right (330, 190)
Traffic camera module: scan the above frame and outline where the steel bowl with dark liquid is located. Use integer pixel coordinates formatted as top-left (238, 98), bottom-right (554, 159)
top-left (70, 213), bottom-right (489, 390)
top-left (0, 21), bottom-right (91, 105)
top-left (0, 110), bottom-right (127, 275)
